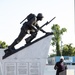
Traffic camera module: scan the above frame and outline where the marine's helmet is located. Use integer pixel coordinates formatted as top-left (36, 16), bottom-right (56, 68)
top-left (37, 13), bottom-right (43, 20)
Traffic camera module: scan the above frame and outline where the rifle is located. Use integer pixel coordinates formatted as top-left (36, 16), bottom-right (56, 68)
top-left (40, 17), bottom-right (56, 29)
top-left (20, 17), bottom-right (27, 24)
top-left (20, 16), bottom-right (56, 33)
top-left (35, 16), bottom-right (56, 34)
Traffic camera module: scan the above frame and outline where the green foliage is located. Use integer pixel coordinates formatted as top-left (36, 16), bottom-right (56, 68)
top-left (51, 24), bottom-right (67, 56)
top-left (0, 40), bottom-right (8, 48)
top-left (62, 44), bottom-right (75, 56)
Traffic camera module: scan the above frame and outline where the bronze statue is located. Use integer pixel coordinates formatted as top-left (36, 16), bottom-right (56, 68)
top-left (8, 13), bottom-right (47, 52)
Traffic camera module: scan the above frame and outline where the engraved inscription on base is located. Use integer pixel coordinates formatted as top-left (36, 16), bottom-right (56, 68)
top-left (17, 62), bottom-right (28, 75)
top-left (4, 62), bottom-right (41, 75)
top-left (29, 62), bottom-right (41, 75)
top-left (4, 63), bottom-right (16, 75)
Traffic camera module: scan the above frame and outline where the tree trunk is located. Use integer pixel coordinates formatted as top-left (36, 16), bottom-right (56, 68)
top-left (56, 42), bottom-right (61, 56)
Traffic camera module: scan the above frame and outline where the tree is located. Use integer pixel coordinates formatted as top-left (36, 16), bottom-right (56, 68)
top-left (51, 24), bottom-right (67, 56)
top-left (62, 44), bottom-right (75, 56)
top-left (0, 40), bottom-right (8, 48)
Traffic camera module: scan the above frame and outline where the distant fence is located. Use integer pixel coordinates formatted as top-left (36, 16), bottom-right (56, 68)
top-left (48, 56), bottom-right (75, 65)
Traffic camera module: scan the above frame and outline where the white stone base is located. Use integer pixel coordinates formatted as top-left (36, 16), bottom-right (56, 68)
top-left (0, 34), bottom-right (52, 75)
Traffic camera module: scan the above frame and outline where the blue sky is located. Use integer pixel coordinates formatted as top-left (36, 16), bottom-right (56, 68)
top-left (0, 0), bottom-right (74, 53)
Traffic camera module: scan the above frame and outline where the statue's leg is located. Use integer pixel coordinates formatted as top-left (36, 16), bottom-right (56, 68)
top-left (8, 30), bottom-right (26, 52)
top-left (25, 32), bottom-right (37, 44)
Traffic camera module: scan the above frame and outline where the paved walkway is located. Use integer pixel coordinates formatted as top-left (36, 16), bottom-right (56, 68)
top-left (44, 65), bottom-right (75, 75)
top-left (44, 65), bottom-right (56, 75)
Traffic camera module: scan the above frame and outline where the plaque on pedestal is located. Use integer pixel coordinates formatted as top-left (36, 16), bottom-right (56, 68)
top-left (17, 63), bottom-right (28, 75)
top-left (29, 62), bottom-right (41, 75)
top-left (4, 63), bottom-right (16, 75)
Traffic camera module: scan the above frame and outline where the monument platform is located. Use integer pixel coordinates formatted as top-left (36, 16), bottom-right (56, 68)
top-left (0, 33), bottom-right (52, 75)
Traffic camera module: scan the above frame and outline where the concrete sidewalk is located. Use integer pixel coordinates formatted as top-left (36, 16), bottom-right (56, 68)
top-left (44, 65), bottom-right (75, 75)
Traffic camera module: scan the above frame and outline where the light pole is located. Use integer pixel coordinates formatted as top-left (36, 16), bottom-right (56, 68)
top-left (61, 40), bottom-right (63, 56)
top-left (60, 35), bottom-right (63, 56)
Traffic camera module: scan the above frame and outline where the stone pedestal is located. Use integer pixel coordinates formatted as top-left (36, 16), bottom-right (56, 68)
top-left (0, 34), bottom-right (52, 75)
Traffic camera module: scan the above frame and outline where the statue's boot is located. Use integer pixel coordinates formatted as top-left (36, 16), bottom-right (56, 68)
top-left (25, 36), bottom-right (32, 44)
top-left (8, 40), bottom-right (18, 52)
top-left (25, 32), bottom-right (37, 44)
top-left (25, 35), bottom-right (36, 44)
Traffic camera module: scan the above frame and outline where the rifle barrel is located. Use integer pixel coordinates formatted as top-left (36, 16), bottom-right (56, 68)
top-left (40, 17), bottom-right (56, 29)
top-left (48, 17), bottom-right (56, 23)
top-left (20, 18), bottom-right (26, 24)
